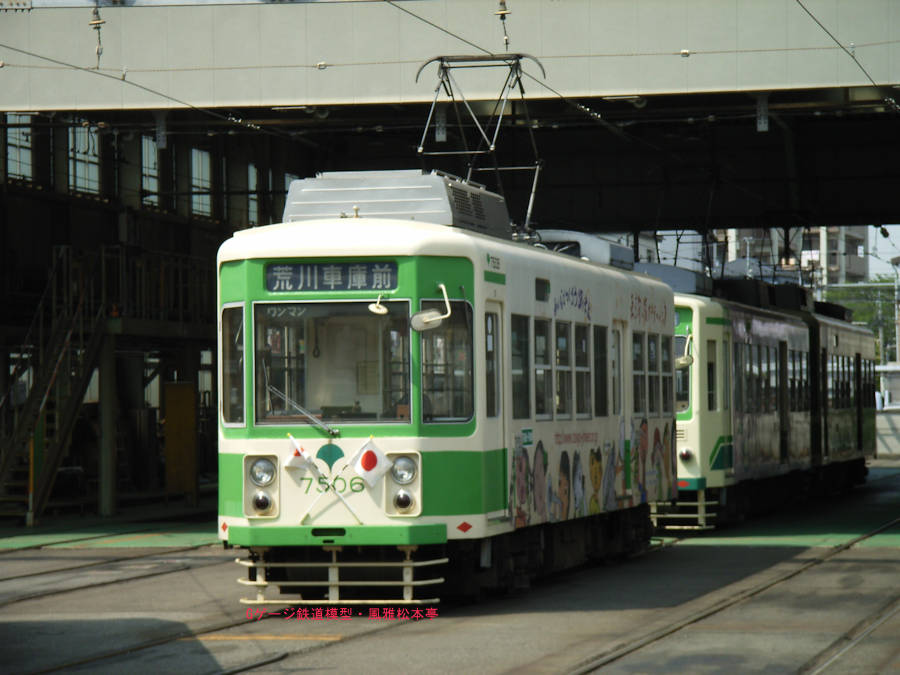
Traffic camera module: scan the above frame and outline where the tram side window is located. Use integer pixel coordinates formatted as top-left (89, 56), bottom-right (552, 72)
top-left (722, 339), bottom-right (730, 411)
top-left (846, 356), bottom-right (853, 409)
top-left (837, 354), bottom-right (844, 408)
top-left (837, 356), bottom-right (845, 409)
top-left (706, 339), bottom-right (717, 411)
top-left (647, 333), bottom-right (659, 415)
top-left (556, 321), bottom-right (572, 418)
top-left (757, 344), bottom-right (765, 413)
top-left (485, 312), bottom-right (499, 418)
top-left (831, 355), bottom-right (837, 408)
top-left (841, 355), bottom-right (847, 409)
top-left (789, 350), bottom-right (797, 412)
top-left (801, 351), bottom-right (809, 411)
top-left (839, 356), bottom-right (845, 408)
top-left (674, 335), bottom-right (690, 414)
top-left (869, 358), bottom-right (876, 408)
top-left (611, 328), bottom-right (622, 415)
top-left (594, 326), bottom-right (608, 417)
top-left (732, 342), bottom-right (743, 413)
top-left (661, 335), bottom-right (673, 414)
top-left (633, 332), bottom-right (646, 414)
top-left (418, 302), bottom-right (469, 423)
top-left (222, 305), bottom-right (244, 424)
top-left (769, 346), bottom-right (778, 413)
top-left (575, 324), bottom-right (591, 416)
top-left (421, 300), bottom-right (473, 422)
top-left (534, 319), bottom-right (553, 418)
top-left (748, 344), bottom-right (758, 413)
top-left (828, 354), bottom-right (835, 408)
top-left (761, 346), bottom-right (770, 412)
top-left (851, 356), bottom-right (857, 408)
top-left (511, 314), bottom-right (530, 419)
top-left (864, 359), bottom-right (875, 408)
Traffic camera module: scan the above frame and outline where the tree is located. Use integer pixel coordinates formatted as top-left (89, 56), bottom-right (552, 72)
top-left (825, 276), bottom-right (897, 363)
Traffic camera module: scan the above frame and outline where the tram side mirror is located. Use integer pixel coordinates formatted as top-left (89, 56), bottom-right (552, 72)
top-left (411, 283), bottom-right (453, 331)
top-left (675, 355), bottom-right (694, 369)
top-left (411, 309), bottom-right (444, 331)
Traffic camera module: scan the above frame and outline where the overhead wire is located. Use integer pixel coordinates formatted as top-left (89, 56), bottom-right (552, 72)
top-left (0, 41), bottom-right (295, 141)
top-left (384, 0), bottom-right (491, 56)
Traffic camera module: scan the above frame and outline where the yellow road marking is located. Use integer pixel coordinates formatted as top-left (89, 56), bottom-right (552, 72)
top-left (185, 635), bottom-right (343, 641)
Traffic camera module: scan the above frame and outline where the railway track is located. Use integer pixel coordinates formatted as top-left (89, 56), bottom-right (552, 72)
top-left (569, 514), bottom-right (900, 674)
top-left (7, 468), bottom-right (898, 674)
top-left (0, 545), bottom-right (232, 608)
top-left (799, 593), bottom-right (900, 674)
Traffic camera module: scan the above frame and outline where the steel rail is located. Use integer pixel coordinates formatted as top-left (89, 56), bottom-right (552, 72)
top-left (567, 514), bottom-right (900, 675)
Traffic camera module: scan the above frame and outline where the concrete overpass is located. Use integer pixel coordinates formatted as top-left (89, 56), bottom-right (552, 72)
top-left (2, 0), bottom-right (899, 233)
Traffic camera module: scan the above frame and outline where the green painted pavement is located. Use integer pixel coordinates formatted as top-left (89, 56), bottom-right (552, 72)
top-left (679, 466), bottom-right (900, 549)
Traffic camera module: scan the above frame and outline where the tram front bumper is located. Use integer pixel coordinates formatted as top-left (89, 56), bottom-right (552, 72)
top-left (226, 523), bottom-right (448, 547)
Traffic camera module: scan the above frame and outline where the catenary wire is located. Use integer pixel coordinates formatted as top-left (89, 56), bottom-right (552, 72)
top-left (794, 0), bottom-right (900, 113)
top-left (0, 41), bottom-right (296, 141)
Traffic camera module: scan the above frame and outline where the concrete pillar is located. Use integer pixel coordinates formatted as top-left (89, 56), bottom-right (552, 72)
top-left (727, 228), bottom-right (739, 263)
top-left (99, 334), bottom-right (117, 516)
top-left (118, 352), bottom-right (152, 491)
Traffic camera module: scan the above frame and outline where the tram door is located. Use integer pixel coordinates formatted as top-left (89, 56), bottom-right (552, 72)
top-left (611, 320), bottom-right (625, 496)
top-left (778, 340), bottom-right (789, 464)
top-left (483, 302), bottom-right (505, 463)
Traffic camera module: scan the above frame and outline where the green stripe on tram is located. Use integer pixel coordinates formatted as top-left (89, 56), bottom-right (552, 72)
top-left (708, 435), bottom-right (734, 470)
top-left (227, 523), bottom-right (448, 547)
top-left (484, 270), bottom-right (506, 285)
top-left (705, 316), bottom-right (729, 325)
top-left (421, 448), bottom-right (507, 515)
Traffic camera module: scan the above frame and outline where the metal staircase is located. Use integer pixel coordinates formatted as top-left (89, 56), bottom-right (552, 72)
top-left (0, 244), bottom-right (215, 524)
top-left (0, 247), bottom-right (106, 522)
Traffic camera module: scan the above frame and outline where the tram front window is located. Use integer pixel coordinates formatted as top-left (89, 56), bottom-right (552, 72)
top-left (254, 301), bottom-right (410, 424)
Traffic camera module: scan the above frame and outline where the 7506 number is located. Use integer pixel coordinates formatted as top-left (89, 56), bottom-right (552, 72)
top-left (300, 476), bottom-right (365, 494)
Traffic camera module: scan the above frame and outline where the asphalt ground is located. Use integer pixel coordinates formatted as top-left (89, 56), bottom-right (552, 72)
top-left (0, 461), bottom-right (897, 674)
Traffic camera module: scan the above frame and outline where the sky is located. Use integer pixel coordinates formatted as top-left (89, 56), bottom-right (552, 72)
top-left (867, 225), bottom-right (900, 279)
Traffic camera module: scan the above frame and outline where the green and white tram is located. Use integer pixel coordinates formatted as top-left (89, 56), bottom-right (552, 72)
top-left (649, 274), bottom-right (875, 530)
top-left (216, 170), bottom-right (677, 604)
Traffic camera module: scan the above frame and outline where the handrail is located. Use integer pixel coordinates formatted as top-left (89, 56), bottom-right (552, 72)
top-left (0, 246), bottom-right (69, 415)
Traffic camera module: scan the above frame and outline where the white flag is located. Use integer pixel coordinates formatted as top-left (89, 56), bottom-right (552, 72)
top-left (287, 434), bottom-right (319, 475)
top-left (352, 438), bottom-right (393, 487)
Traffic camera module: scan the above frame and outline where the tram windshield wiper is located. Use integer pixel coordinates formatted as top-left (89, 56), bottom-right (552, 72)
top-left (266, 384), bottom-right (340, 437)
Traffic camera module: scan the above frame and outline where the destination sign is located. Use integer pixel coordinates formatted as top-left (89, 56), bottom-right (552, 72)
top-left (265, 262), bottom-right (398, 292)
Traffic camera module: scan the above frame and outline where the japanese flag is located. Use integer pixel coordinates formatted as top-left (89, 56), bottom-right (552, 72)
top-left (287, 434), bottom-right (319, 475)
top-left (352, 438), bottom-right (393, 487)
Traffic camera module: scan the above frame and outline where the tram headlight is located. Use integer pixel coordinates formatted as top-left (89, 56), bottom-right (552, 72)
top-left (679, 448), bottom-right (693, 462)
top-left (391, 456), bottom-right (417, 485)
top-left (249, 458), bottom-right (276, 487)
top-left (393, 489), bottom-right (414, 511)
top-left (252, 490), bottom-right (272, 512)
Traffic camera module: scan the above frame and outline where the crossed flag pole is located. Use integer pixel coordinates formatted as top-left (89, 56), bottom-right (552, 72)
top-left (287, 433), bottom-right (363, 525)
